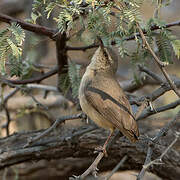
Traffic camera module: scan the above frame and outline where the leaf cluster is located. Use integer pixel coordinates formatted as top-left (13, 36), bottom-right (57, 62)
top-left (1, 0), bottom-right (180, 99)
top-left (31, 0), bottom-right (180, 97)
top-left (0, 23), bottom-right (25, 76)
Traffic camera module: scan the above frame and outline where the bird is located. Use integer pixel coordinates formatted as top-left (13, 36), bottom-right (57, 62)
top-left (79, 44), bottom-right (139, 152)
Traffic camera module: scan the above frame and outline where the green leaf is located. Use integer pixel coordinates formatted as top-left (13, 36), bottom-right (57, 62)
top-left (68, 60), bottom-right (81, 98)
top-left (171, 40), bottom-right (180, 59)
top-left (155, 31), bottom-right (172, 63)
top-left (45, 2), bottom-right (56, 19)
top-left (31, 12), bottom-right (42, 24)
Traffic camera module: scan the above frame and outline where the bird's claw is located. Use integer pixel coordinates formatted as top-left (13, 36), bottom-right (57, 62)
top-left (94, 146), bottom-right (108, 157)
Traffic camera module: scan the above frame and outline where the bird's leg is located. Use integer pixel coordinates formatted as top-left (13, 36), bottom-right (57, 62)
top-left (95, 130), bottom-right (113, 156)
top-left (103, 131), bottom-right (113, 151)
top-left (102, 130), bottom-right (113, 155)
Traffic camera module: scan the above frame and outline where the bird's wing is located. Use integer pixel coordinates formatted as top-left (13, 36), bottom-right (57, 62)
top-left (85, 86), bottom-right (139, 142)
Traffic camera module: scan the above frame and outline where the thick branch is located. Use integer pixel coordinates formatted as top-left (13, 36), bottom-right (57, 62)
top-left (0, 124), bottom-right (179, 180)
top-left (55, 32), bottom-right (68, 90)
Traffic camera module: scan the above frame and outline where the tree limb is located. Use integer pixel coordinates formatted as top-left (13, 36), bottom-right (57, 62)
top-left (0, 13), bottom-right (56, 38)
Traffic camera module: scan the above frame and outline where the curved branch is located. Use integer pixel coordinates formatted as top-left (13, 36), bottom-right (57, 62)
top-left (0, 13), bottom-right (56, 39)
top-left (1, 66), bottom-right (58, 85)
top-left (66, 20), bottom-right (180, 51)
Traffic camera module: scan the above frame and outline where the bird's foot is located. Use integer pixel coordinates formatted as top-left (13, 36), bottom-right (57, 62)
top-left (94, 146), bottom-right (108, 157)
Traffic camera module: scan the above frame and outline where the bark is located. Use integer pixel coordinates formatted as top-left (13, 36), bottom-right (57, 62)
top-left (0, 124), bottom-right (179, 180)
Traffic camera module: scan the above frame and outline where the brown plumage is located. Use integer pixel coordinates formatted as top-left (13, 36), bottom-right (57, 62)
top-left (79, 46), bottom-right (139, 148)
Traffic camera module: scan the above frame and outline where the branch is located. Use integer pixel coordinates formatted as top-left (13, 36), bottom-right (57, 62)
top-left (0, 124), bottom-right (179, 179)
top-left (120, 73), bottom-right (160, 93)
top-left (66, 20), bottom-right (180, 51)
top-left (138, 64), bottom-right (164, 84)
top-left (137, 99), bottom-right (180, 120)
top-left (26, 84), bottom-right (59, 92)
top-left (137, 110), bottom-right (180, 179)
top-left (138, 132), bottom-right (179, 180)
top-left (76, 131), bottom-right (121, 179)
top-left (24, 113), bottom-right (85, 147)
top-left (3, 104), bottom-right (11, 136)
top-left (136, 23), bottom-right (180, 98)
top-left (1, 66), bottom-right (58, 85)
top-left (137, 143), bottom-right (153, 180)
top-left (55, 32), bottom-right (68, 90)
top-left (0, 88), bottom-right (19, 106)
top-left (130, 77), bottom-right (180, 105)
top-left (0, 13), bottom-right (56, 39)
top-left (102, 155), bottom-right (128, 180)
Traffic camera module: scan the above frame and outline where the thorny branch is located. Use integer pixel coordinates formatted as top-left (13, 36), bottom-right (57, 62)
top-left (136, 23), bottom-right (180, 98)
top-left (130, 67), bottom-right (180, 105)
top-left (137, 99), bottom-right (180, 120)
top-left (102, 155), bottom-right (128, 180)
top-left (24, 113), bottom-right (85, 148)
top-left (72, 131), bottom-right (121, 179)
top-left (66, 20), bottom-right (180, 51)
top-left (137, 110), bottom-right (180, 180)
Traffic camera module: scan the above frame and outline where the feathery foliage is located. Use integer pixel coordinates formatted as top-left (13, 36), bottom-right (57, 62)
top-left (0, 23), bottom-right (25, 76)
top-left (0, 0), bottom-right (180, 97)
top-left (58, 61), bottom-right (81, 99)
top-left (68, 60), bottom-right (81, 98)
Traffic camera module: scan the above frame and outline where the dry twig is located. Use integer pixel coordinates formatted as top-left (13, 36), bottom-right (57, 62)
top-left (137, 110), bottom-right (180, 179)
top-left (136, 23), bottom-right (180, 98)
top-left (24, 113), bottom-right (85, 148)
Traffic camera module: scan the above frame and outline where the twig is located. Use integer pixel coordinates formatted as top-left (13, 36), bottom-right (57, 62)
top-left (137, 99), bottom-right (180, 120)
top-left (28, 93), bottom-right (49, 110)
top-left (153, 110), bottom-right (180, 142)
top-left (136, 23), bottom-right (180, 98)
top-left (103, 155), bottom-right (128, 180)
top-left (130, 77), bottom-right (180, 106)
top-left (2, 66), bottom-right (58, 85)
top-left (135, 100), bottom-right (148, 120)
top-left (66, 20), bottom-right (180, 51)
top-left (0, 88), bottom-right (19, 106)
top-left (121, 73), bottom-right (160, 92)
top-left (26, 84), bottom-right (59, 92)
top-left (143, 132), bottom-right (179, 169)
top-left (3, 104), bottom-right (11, 136)
top-left (137, 110), bottom-right (180, 179)
top-left (78, 152), bottom-right (104, 179)
top-left (0, 87), bottom-right (16, 136)
top-left (24, 113), bottom-right (84, 148)
top-left (138, 64), bottom-right (164, 84)
top-left (75, 131), bottom-right (121, 179)
top-left (137, 143), bottom-right (153, 180)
